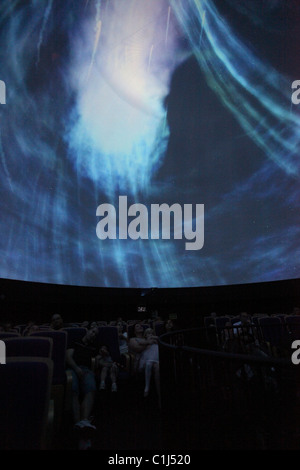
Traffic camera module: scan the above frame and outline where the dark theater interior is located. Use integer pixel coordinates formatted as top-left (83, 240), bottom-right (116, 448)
top-left (0, 0), bottom-right (300, 455)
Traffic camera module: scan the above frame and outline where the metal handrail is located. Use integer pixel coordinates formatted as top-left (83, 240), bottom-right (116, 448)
top-left (158, 327), bottom-right (292, 365)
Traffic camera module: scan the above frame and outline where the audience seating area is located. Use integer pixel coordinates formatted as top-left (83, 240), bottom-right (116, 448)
top-left (0, 316), bottom-right (169, 450)
top-left (202, 312), bottom-right (299, 358)
top-left (0, 310), bottom-right (300, 450)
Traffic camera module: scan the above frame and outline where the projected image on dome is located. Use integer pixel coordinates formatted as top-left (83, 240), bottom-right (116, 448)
top-left (0, 0), bottom-right (299, 288)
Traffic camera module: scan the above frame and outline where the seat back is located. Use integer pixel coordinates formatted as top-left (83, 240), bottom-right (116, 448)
top-left (274, 314), bottom-right (286, 322)
top-left (215, 316), bottom-right (231, 330)
top-left (4, 336), bottom-right (53, 359)
top-left (15, 324), bottom-right (28, 335)
top-left (154, 322), bottom-right (165, 336)
top-left (258, 316), bottom-right (283, 348)
top-left (0, 332), bottom-right (20, 339)
top-left (30, 330), bottom-right (67, 385)
top-left (63, 327), bottom-right (87, 348)
top-left (214, 316), bottom-right (231, 345)
top-left (97, 326), bottom-right (121, 363)
top-left (251, 315), bottom-right (263, 327)
top-left (0, 357), bottom-right (53, 449)
top-left (285, 316), bottom-right (300, 341)
top-left (204, 316), bottom-right (216, 328)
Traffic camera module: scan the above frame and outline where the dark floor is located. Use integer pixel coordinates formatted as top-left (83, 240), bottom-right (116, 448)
top-left (54, 376), bottom-right (163, 451)
top-left (52, 373), bottom-right (300, 451)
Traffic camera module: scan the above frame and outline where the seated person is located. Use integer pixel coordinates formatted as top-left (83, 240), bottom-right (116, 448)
top-left (23, 320), bottom-right (40, 336)
top-left (292, 306), bottom-right (300, 316)
top-left (96, 345), bottom-right (119, 392)
top-left (163, 319), bottom-right (175, 334)
top-left (117, 321), bottom-right (128, 355)
top-left (232, 312), bottom-right (256, 339)
top-left (129, 324), bottom-right (160, 403)
top-left (139, 328), bottom-right (159, 366)
top-left (1, 320), bottom-right (15, 332)
top-left (128, 323), bottom-right (151, 372)
top-left (50, 313), bottom-right (64, 330)
top-left (221, 320), bottom-right (236, 352)
top-left (66, 326), bottom-right (99, 431)
top-left (140, 328), bottom-right (160, 401)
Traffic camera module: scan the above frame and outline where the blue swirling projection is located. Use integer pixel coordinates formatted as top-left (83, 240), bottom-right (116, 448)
top-left (171, 0), bottom-right (300, 176)
top-left (0, 0), bottom-right (299, 288)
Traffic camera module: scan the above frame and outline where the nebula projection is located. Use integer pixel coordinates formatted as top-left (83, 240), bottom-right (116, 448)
top-left (0, 0), bottom-right (299, 288)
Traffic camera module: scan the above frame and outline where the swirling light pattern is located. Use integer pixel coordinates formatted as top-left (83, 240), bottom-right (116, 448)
top-left (0, 0), bottom-right (299, 288)
top-left (171, 0), bottom-right (300, 176)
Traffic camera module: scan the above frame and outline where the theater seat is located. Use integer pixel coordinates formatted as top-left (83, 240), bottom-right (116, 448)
top-left (154, 322), bottom-right (165, 337)
top-left (63, 327), bottom-right (87, 348)
top-left (30, 330), bottom-right (71, 430)
top-left (0, 357), bottom-right (54, 449)
top-left (286, 316), bottom-right (300, 341)
top-left (4, 336), bottom-right (53, 359)
top-left (258, 316), bottom-right (284, 356)
top-left (0, 332), bottom-right (20, 339)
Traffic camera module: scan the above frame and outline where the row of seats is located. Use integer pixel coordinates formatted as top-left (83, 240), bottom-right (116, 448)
top-left (204, 314), bottom-right (300, 356)
top-left (0, 320), bottom-right (167, 337)
top-left (0, 323), bottom-right (151, 449)
top-left (0, 330), bottom-right (72, 449)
